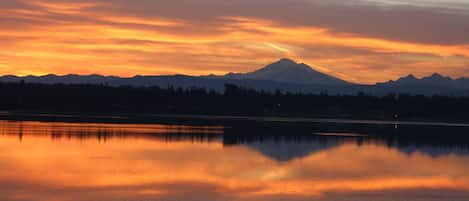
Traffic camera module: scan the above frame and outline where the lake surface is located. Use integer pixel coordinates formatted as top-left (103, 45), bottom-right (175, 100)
top-left (1, 119), bottom-right (469, 201)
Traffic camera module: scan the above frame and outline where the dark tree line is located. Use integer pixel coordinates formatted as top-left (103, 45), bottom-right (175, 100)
top-left (1, 82), bottom-right (469, 122)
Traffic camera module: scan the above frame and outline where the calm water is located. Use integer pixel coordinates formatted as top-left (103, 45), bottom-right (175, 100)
top-left (1, 120), bottom-right (469, 201)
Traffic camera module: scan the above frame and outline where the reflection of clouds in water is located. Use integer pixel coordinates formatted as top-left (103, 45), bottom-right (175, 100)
top-left (0, 120), bottom-right (224, 141)
top-left (2, 119), bottom-right (469, 159)
top-left (1, 120), bottom-right (469, 201)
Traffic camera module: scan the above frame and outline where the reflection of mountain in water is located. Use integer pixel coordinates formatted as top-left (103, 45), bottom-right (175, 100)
top-left (396, 145), bottom-right (469, 157)
top-left (3, 119), bottom-right (469, 160)
top-left (223, 133), bottom-right (469, 161)
top-left (244, 139), bottom-right (340, 162)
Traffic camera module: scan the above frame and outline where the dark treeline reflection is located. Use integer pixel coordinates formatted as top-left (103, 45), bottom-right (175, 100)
top-left (4, 119), bottom-right (469, 159)
top-left (223, 122), bottom-right (469, 158)
top-left (3, 82), bottom-right (469, 121)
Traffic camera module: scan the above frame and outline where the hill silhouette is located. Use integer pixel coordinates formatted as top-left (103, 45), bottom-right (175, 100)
top-left (1, 58), bottom-right (469, 96)
top-left (222, 58), bottom-right (348, 85)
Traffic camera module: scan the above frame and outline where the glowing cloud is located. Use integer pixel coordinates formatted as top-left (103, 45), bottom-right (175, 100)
top-left (1, 0), bottom-right (468, 83)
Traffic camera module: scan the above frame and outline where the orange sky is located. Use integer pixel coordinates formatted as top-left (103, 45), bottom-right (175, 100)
top-left (1, 0), bottom-right (469, 83)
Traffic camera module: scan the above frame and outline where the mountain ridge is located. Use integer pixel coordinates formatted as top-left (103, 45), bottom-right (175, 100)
top-left (221, 58), bottom-right (349, 86)
top-left (1, 58), bottom-right (469, 96)
top-left (380, 73), bottom-right (469, 90)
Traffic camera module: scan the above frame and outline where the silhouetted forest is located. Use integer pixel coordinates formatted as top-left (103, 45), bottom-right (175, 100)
top-left (1, 81), bottom-right (469, 122)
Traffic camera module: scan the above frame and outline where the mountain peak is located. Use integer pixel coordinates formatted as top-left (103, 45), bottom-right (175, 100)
top-left (425, 73), bottom-right (452, 81)
top-left (397, 73), bottom-right (456, 81)
top-left (430, 73), bottom-right (444, 78)
top-left (261, 58), bottom-right (312, 73)
top-left (386, 72), bottom-right (464, 89)
top-left (276, 58), bottom-right (296, 64)
top-left (421, 73), bottom-right (453, 83)
top-left (396, 74), bottom-right (418, 82)
top-left (224, 59), bottom-right (348, 85)
top-left (405, 74), bottom-right (417, 79)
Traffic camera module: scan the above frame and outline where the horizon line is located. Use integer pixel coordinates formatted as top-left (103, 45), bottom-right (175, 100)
top-left (0, 71), bottom-right (465, 85)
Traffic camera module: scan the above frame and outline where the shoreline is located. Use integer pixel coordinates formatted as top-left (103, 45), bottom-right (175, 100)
top-left (2, 111), bottom-right (469, 128)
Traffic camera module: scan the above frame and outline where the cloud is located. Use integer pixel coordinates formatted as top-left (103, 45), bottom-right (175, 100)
top-left (1, 0), bottom-right (468, 83)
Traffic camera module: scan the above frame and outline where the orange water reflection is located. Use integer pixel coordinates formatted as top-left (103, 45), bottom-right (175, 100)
top-left (0, 120), bottom-right (468, 201)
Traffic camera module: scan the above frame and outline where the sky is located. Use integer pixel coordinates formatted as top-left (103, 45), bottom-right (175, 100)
top-left (1, 0), bottom-right (469, 84)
